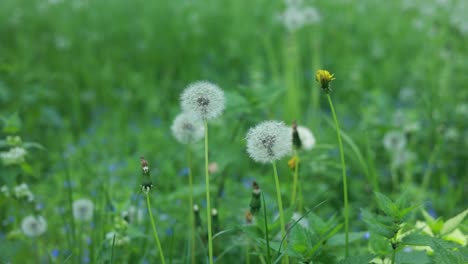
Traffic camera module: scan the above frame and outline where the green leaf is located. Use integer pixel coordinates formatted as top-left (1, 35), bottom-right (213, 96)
top-left (338, 254), bottom-right (374, 264)
top-left (328, 232), bottom-right (366, 246)
top-left (361, 209), bottom-right (395, 239)
top-left (374, 192), bottom-right (398, 217)
top-left (441, 208), bottom-right (468, 236)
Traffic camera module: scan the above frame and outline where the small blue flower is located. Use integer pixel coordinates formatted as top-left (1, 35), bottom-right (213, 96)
top-left (51, 249), bottom-right (59, 258)
top-left (364, 232), bottom-right (370, 240)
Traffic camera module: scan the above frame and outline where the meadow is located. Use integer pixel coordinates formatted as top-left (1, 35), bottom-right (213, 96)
top-left (0, 0), bottom-right (467, 263)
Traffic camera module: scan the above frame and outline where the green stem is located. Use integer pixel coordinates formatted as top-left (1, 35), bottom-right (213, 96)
top-left (261, 193), bottom-right (272, 264)
top-left (187, 146), bottom-right (196, 264)
top-left (421, 142), bottom-right (440, 191)
top-left (391, 164), bottom-right (398, 192)
top-left (326, 94), bottom-right (349, 257)
top-left (391, 248), bottom-right (396, 264)
top-left (291, 151), bottom-right (300, 212)
top-left (145, 193), bottom-right (166, 264)
top-left (204, 120), bottom-right (214, 264)
top-left (272, 162), bottom-right (289, 264)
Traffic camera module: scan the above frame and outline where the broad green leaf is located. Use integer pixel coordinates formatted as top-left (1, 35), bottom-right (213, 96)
top-left (441, 208), bottom-right (468, 236)
top-left (362, 209), bottom-right (395, 239)
top-left (328, 232), bottom-right (366, 246)
top-left (374, 192), bottom-right (398, 217)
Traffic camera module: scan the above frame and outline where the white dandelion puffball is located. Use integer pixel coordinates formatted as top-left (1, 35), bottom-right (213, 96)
top-left (73, 198), bottom-right (94, 221)
top-left (246, 121), bottom-right (292, 164)
top-left (180, 81), bottom-right (225, 120)
top-left (383, 131), bottom-right (407, 152)
top-left (21, 215), bottom-right (47, 237)
top-left (293, 126), bottom-right (316, 151)
top-left (171, 112), bottom-right (205, 144)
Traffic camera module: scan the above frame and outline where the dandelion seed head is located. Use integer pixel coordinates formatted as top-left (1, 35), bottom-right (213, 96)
top-left (180, 81), bottom-right (225, 120)
top-left (73, 199), bottom-right (94, 221)
top-left (21, 215), bottom-right (47, 237)
top-left (171, 112), bottom-right (204, 144)
top-left (246, 121), bottom-right (292, 164)
top-left (383, 131), bottom-right (407, 152)
top-left (292, 126), bottom-right (316, 151)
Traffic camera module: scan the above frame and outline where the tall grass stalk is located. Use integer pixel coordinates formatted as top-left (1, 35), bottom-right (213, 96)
top-left (272, 162), bottom-right (289, 264)
top-left (204, 120), bottom-right (214, 264)
top-left (326, 94), bottom-right (349, 256)
top-left (145, 193), bottom-right (166, 264)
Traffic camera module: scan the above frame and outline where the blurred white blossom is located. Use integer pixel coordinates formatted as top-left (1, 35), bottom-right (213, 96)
top-left (73, 199), bottom-right (94, 221)
top-left (14, 183), bottom-right (34, 202)
top-left (21, 215), bottom-right (47, 237)
top-left (0, 147), bottom-right (27, 166)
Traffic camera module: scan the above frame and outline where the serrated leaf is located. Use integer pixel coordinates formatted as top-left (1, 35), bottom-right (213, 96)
top-left (374, 192), bottom-right (398, 217)
top-left (441, 208), bottom-right (468, 236)
top-left (362, 209), bottom-right (395, 239)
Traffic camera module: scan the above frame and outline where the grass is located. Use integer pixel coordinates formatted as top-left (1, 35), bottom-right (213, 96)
top-left (0, 0), bottom-right (467, 263)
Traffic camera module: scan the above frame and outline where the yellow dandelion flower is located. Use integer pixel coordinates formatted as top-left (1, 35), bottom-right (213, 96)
top-left (316, 69), bottom-right (335, 93)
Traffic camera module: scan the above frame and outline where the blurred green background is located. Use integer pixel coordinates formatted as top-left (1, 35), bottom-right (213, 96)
top-left (1, 0), bottom-right (467, 262)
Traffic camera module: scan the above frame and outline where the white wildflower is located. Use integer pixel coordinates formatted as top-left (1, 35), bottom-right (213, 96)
top-left (14, 183), bottom-right (34, 202)
top-left (180, 81), bottom-right (225, 120)
top-left (383, 131), bottom-right (407, 152)
top-left (0, 147), bottom-right (27, 166)
top-left (21, 215), bottom-right (47, 237)
top-left (246, 121), bottom-right (292, 164)
top-left (106, 231), bottom-right (130, 246)
top-left (72, 199), bottom-right (94, 221)
top-left (1, 185), bottom-right (10, 197)
top-left (171, 112), bottom-right (204, 144)
top-left (121, 206), bottom-right (144, 224)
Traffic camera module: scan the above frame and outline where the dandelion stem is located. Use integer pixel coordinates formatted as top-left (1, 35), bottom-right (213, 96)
top-left (291, 151), bottom-right (299, 210)
top-left (391, 247), bottom-right (396, 264)
top-left (326, 94), bottom-right (349, 257)
top-left (272, 161), bottom-right (289, 264)
top-left (187, 146), bottom-right (196, 264)
top-left (261, 193), bottom-right (272, 264)
top-left (145, 193), bottom-right (166, 264)
top-left (204, 120), bottom-right (214, 264)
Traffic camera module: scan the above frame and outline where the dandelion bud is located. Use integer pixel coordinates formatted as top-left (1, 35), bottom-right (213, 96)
top-left (180, 81), bottom-right (225, 120)
top-left (246, 121), bottom-right (292, 164)
top-left (249, 181), bottom-right (262, 214)
top-left (292, 121), bottom-right (302, 149)
top-left (139, 157), bottom-right (152, 193)
top-left (316, 69), bottom-right (335, 93)
top-left (171, 112), bottom-right (205, 144)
